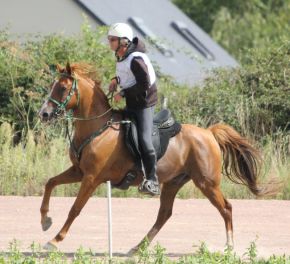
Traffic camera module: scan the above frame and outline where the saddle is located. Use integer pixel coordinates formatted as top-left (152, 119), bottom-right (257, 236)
top-left (112, 109), bottom-right (181, 190)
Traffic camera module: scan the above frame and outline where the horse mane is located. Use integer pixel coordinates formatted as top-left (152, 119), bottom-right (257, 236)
top-left (70, 62), bottom-right (101, 86)
top-left (56, 62), bottom-right (110, 105)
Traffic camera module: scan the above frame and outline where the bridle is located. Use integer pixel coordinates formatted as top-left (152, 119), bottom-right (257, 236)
top-left (45, 73), bottom-right (129, 161)
top-left (47, 73), bottom-right (113, 121)
top-left (48, 74), bottom-right (80, 116)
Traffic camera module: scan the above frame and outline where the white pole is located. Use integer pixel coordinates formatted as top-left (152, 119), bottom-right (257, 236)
top-left (162, 97), bottom-right (168, 109)
top-left (106, 181), bottom-right (113, 260)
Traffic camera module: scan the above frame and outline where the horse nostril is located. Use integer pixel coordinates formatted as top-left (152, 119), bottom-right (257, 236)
top-left (42, 112), bottom-right (49, 118)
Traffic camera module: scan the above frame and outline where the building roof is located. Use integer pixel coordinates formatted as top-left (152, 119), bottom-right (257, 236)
top-left (0, 0), bottom-right (238, 85)
top-left (75, 0), bottom-right (238, 85)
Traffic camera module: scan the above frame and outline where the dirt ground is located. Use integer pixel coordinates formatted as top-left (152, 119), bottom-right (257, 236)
top-left (0, 196), bottom-right (289, 258)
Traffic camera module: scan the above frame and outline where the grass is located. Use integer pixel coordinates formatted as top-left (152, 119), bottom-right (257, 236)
top-left (0, 122), bottom-right (289, 199)
top-left (0, 240), bottom-right (289, 263)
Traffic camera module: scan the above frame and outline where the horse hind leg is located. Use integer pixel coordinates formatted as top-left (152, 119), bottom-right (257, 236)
top-left (128, 173), bottom-right (190, 255)
top-left (194, 177), bottom-right (234, 247)
top-left (40, 166), bottom-right (83, 231)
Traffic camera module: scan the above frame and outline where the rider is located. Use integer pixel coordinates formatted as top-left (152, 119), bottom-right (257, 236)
top-left (107, 22), bottom-right (160, 196)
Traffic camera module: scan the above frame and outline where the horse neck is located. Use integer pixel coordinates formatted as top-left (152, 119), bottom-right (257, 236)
top-left (73, 78), bottom-right (112, 141)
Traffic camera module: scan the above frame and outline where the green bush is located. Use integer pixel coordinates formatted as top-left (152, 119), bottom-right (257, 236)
top-left (0, 19), bottom-right (289, 198)
top-left (159, 41), bottom-right (290, 136)
top-left (1, 19), bottom-right (289, 136)
top-left (172, 0), bottom-right (290, 64)
top-left (0, 23), bottom-right (114, 135)
top-left (1, 121), bottom-right (289, 199)
top-left (0, 240), bottom-right (289, 263)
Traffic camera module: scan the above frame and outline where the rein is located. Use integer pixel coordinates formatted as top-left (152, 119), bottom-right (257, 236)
top-left (48, 73), bottom-right (115, 121)
top-left (67, 91), bottom-right (114, 121)
top-left (48, 74), bottom-right (130, 161)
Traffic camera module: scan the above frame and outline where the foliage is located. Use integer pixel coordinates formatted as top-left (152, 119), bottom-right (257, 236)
top-left (0, 22), bottom-right (114, 135)
top-left (0, 18), bottom-right (289, 136)
top-left (172, 0), bottom-right (290, 64)
top-left (0, 18), bottom-right (289, 199)
top-left (159, 40), bottom-right (290, 136)
top-left (0, 122), bottom-right (289, 199)
top-left (0, 240), bottom-right (289, 263)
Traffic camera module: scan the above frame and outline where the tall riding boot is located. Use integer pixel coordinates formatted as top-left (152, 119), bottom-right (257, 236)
top-left (138, 151), bottom-right (160, 195)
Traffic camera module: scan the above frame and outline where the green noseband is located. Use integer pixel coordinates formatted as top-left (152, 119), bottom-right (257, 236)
top-left (48, 75), bottom-right (80, 116)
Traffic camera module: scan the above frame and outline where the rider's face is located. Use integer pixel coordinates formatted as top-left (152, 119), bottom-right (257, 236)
top-left (108, 36), bottom-right (119, 51)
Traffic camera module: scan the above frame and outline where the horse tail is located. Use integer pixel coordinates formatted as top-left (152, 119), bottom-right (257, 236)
top-left (208, 124), bottom-right (278, 197)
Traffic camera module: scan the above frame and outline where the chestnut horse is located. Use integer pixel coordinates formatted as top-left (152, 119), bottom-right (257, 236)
top-left (39, 63), bottom-right (274, 252)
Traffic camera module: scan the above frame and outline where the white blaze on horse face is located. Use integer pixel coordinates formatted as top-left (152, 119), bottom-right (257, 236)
top-left (39, 80), bottom-right (57, 116)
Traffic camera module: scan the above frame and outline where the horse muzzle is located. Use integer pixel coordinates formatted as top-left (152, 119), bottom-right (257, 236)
top-left (38, 103), bottom-right (55, 122)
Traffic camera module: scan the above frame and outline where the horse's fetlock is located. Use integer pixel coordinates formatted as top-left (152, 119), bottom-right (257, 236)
top-left (40, 208), bottom-right (48, 215)
top-left (55, 233), bottom-right (65, 242)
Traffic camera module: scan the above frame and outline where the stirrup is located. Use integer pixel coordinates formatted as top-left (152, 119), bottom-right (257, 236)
top-left (138, 179), bottom-right (160, 196)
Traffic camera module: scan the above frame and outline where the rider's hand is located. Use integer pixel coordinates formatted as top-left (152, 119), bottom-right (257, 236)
top-left (114, 93), bottom-right (123, 103)
top-left (109, 79), bottom-right (118, 92)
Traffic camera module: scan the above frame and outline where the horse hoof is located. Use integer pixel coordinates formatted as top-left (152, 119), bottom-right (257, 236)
top-left (226, 231), bottom-right (234, 249)
top-left (43, 241), bottom-right (57, 251)
top-left (224, 242), bottom-right (234, 250)
top-left (42, 217), bottom-right (52, 231)
top-left (127, 246), bottom-right (139, 256)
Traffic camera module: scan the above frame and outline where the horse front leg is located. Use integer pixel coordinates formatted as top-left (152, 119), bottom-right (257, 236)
top-left (43, 174), bottom-right (101, 250)
top-left (40, 166), bottom-right (83, 231)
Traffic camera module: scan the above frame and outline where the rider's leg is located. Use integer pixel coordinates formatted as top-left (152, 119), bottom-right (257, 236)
top-left (134, 106), bottom-right (160, 195)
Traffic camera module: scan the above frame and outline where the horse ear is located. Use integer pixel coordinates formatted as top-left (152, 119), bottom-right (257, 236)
top-left (66, 62), bottom-right (72, 76)
top-left (56, 63), bottom-right (63, 73)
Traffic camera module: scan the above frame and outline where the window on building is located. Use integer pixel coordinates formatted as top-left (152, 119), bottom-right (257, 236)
top-left (171, 21), bottom-right (215, 61)
top-left (128, 17), bottom-right (174, 58)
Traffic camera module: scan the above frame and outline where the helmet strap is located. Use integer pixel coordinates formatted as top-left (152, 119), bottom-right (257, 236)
top-left (115, 38), bottom-right (131, 61)
top-left (114, 38), bottom-right (121, 59)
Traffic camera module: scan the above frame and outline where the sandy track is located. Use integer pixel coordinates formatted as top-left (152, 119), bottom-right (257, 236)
top-left (0, 196), bottom-right (289, 258)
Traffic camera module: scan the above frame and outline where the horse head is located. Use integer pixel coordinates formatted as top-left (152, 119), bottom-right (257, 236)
top-left (39, 62), bottom-right (80, 122)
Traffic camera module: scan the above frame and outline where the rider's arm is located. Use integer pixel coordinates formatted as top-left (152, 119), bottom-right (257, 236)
top-left (130, 57), bottom-right (150, 93)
